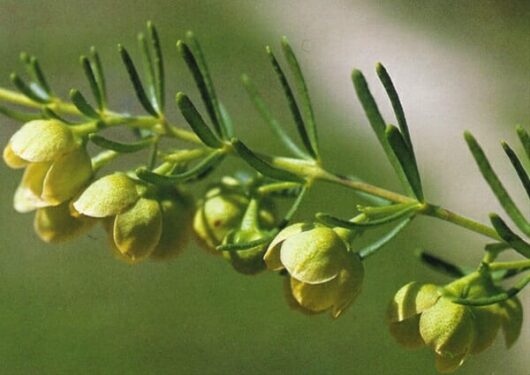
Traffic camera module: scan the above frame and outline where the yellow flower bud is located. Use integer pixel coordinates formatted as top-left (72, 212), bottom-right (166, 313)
top-left (34, 201), bottom-right (97, 243)
top-left (264, 223), bottom-right (364, 318)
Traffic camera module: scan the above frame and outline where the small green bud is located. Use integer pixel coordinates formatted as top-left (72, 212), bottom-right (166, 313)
top-left (33, 201), bottom-right (97, 243)
top-left (264, 223), bottom-right (364, 318)
top-left (222, 228), bottom-right (268, 275)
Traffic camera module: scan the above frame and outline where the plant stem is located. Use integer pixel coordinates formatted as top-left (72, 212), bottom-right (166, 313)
top-left (489, 259), bottom-right (530, 272)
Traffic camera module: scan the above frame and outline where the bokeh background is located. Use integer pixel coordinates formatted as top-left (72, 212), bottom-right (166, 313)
top-left (0, 1), bottom-right (529, 373)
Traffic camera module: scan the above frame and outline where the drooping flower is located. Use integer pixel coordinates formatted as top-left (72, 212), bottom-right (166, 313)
top-left (264, 223), bottom-right (364, 318)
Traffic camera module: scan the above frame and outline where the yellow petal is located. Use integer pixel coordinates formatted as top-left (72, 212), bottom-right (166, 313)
top-left (387, 282), bottom-right (440, 323)
top-left (42, 147), bottom-right (92, 205)
top-left (113, 198), bottom-right (162, 261)
top-left (13, 185), bottom-right (46, 213)
top-left (290, 277), bottom-right (338, 313)
top-left (10, 119), bottom-right (76, 162)
top-left (73, 173), bottom-right (139, 218)
top-left (21, 162), bottom-right (51, 198)
top-left (469, 304), bottom-right (501, 354)
top-left (3, 143), bottom-right (28, 169)
top-left (280, 227), bottom-right (346, 284)
top-left (499, 297), bottom-right (523, 348)
top-left (282, 276), bottom-right (319, 316)
top-left (264, 223), bottom-right (311, 271)
top-left (34, 201), bottom-right (96, 243)
top-left (330, 254), bottom-right (364, 318)
top-left (435, 353), bottom-right (467, 373)
top-left (388, 315), bottom-right (425, 349)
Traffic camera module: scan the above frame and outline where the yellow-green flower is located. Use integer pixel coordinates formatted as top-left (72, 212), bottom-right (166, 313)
top-left (264, 223), bottom-right (364, 318)
top-left (74, 173), bottom-right (193, 263)
top-left (193, 186), bottom-right (275, 254)
top-left (387, 280), bottom-right (523, 373)
top-left (4, 120), bottom-right (92, 212)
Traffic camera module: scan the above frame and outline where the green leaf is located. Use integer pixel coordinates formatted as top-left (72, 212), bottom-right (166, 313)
top-left (178, 35), bottom-right (226, 138)
top-left (20, 53), bottom-right (52, 96)
top-left (358, 218), bottom-right (412, 259)
top-left (280, 36), bottom-right (319, 158)
top-left (176, 92), bottom-right (222, 148)
top-left (136, 150), bottom-right (225, 184)
top-left (465, 131), bottom-right (530, 235)
top-left (278, 185), bottom-right (308, 228)
top-left (89, 134), bottom-right (155, 153)
top-left (42, 107), bottom-right (74, 124)
top-left (0, 104), bottom-right (41, 122)
top-left (10, 73), bottom-right (48, 104)
top-left (148, 22), bottom-right (165, 112)
top-left (490, 213), bottom-right (530, 258)
top-left (231, 138), bottom-right (304, 183)
top-left (416, 250), bottom-right (466, 278)
top-left (69, 89), bottom-right (100, 119)
top-left (502, 141), bottom-right (530, 200)
top-left (516, 125), bottom-right (530, 161)
top-left (80, 55), bottom-right (103, 110)
top-left (216, 233), bottom-right (275, 252)
top-left (241, 73), bottom-right (309, 159)
top-left (219, 102), bottom-right (234, 142)
top-left (118, 44), bottom-right (158, 117)
top-left (386, 125), bottom-right (423, 200)
top-left (266, 46), bottom-right (317, 159)
top-left (137, 33), bottom-right (157, 109)
top-left (316, 204), bottom-right (417, 229)
top-left (351, 70), bottom-right (413, 197)
top-left (89, 47), bottom-right (107, 109)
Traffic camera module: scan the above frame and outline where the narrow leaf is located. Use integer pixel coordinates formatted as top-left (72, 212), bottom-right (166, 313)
top-left (217, 233), bottom-right (276, 252)
top-left (69, 89), bottom-right (100, 119)
top-left (352, 70), bottom-right (413, 197)
top-left (278, 185), bottom-right (308, 228)
top-left (148, 21), bottom-right (165, 112)
top-left (80, 55), bottom-right (103, 110)
top-left (516, 125), bottom-right (530, 161)
top-left (316, 205), bottom-right (417, 229)
top-left (241, 73), bottom-right (308, 159)
top-left (465, 131), bottom-right (530, 235)
top-left (358, 218), bottom-right (412, 259)
top-left (90, 47), bottom-right (107, 108)
top-left (176, 92), bottom-right (222, 148)
top-left (118, 44), bottom-right (158, 117)
top-left (219, 102), bottom-right (234, 141)
top-left (502, 141), bottom-right (530, 200)
top-left (10, 73), bottom-right (48, 103)
top-left (280, 37), bottom-right (319, 158)
top-left (0, 104), bottom-right (41, 122)
top-left (178, 37), bottom-right (225, 138)
top-left (136, 150), bottom-right (224, 184)
top-left (231, 138), bottom-right (303, 183)
top-left (42, 107), bottom-right (74, 124)
top-left (89, 134), bottom-right (155, 153)
top-left (416, 250), bottom-right (466, 278)
top-left (20, 53), bottom-right (52, 95)
top-left (138, 33), bottom-right (157, 108)
top-left (490, 213), bottom-right (530, 258)
top-left (266, 46), bottom-right (316, 159)
top-left (386, 125), bottom-right (423, 200)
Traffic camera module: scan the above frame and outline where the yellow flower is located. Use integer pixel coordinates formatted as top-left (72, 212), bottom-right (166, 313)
top-left (387, 280), bottom-right (523, 373)
top-left (4, 120), bottom-right (92, 212)
top-left (74, 173), bottom-right (193, 263)
top-left (264, 223), bottom-right (364, 318)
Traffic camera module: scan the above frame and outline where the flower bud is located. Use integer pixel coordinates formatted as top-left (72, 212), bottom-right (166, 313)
top-left (264, 223), bottom-right (364, 318)
top-left (33, 201), bottom-right (97, 243)
top-left (222, 228), bottom-right (268, 275)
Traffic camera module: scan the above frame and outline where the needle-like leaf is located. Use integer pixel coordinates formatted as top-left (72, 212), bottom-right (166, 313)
top-left (10, 73), bottom-right (48, 104)
top-left (89, 47), bottom-right (107, 109)
top-left (89, 134), bottom-right (156, 153)
top-left (490, 213), bottom-right (530, 258)
top-left (501, 140), bottom-right (530, 200)
top-left (20, 53), bottom-right (52, 96)
top-left (69, 89), bottom-right (100, 119)
top-left (358, 218), bottom-right (412, 259)
top-left (176, 92), bottom-right (222, 148)
top-left (148, 22), bottom-right (165, 112)
top-left (0, 104), bottom-right (41, 122)
top-left (80, 55), bottom-right (103, 111)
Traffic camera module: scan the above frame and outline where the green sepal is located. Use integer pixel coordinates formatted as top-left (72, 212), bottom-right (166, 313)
top-left (358, 218), bottom-right (412, 259)
top-left (118, 44), bottom-right (158, 117)
top-left (0, 104), bottom-right (41, 122)
top-left (386, 125), bottom-right (423, 201)
top-left (176, 92), bottom-right (223, 148)
top-left (10, 73), bottom-right (48, 103)
top-left (241, 73), bottom-right (309, 159)
top-left (280, 36), bottom-right (319, 159)
top-left (69, 89), bottom-right (100, 119)
top-left (266, 46), bottom-right (317, 159)
top-left (489, 213), bottom-right (530, 258)
top-left (501, 140), bottom-right (530, 200)
top-left (89, 133), bottom-right (156, 153)
top-left (465, 131), bottom-right (530, 236)
top-left (231, 138), bottom-right (303, 183)
top-left (136, 150), bottom-right (225, 185)
top-left (351, 70), bottom-right (413, 197)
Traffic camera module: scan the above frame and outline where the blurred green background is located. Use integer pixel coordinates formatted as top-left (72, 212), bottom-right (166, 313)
top-left (0, 1), bottom-right (529, 374)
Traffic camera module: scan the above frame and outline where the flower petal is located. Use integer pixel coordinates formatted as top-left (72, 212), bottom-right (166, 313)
top-left (388, 315), bottom-right (424, 349)
top-left (290, 277), bottom-right (338, 313)
top-left (499, 297), bottom-right (523, 348)
top-left (469, 304), bottom-right (501, 354)
top-left (113, 198), bottom-right (162, 262)
top-left (73, 173), bottom-right (139, 218)
top-left (10, 120), bottom-right (76, 162)
top-left (387, 282), bottom-right (440, 323)
top-left (13, 185), bottom-right (46, 213)
top-left (3, 143), bottom-right (28, 169)
top-left (435, 353), bottom-right (467, 374)
top-left (280, 227), bottom-right (346, 284)
top-left (264, 223), bottom-right (311, 271)
top-left (42, 147), bottom-right (92, 205)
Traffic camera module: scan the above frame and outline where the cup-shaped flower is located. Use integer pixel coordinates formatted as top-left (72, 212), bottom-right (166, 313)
top-left (74, 173), bottom-right (193, 263)
top-left (387, 279), bottom-right (523, 373)
top-left (4, 120), bottom-right (92, 212)
top-left (193, 186), bottom-right (275, 253)
top-left (264, 223), bottom-right (364, 318)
